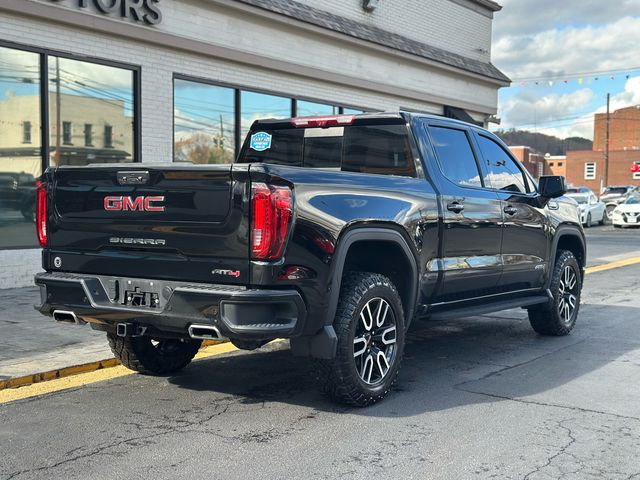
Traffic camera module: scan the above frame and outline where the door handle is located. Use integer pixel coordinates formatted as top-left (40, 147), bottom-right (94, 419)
top-left (504, 205), bottom-right (518, 216)
top-left (447, 202), bottom-right (464, 213)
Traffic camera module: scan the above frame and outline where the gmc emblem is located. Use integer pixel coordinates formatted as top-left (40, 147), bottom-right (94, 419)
top-left (104, 196), bottom-right (165, 212)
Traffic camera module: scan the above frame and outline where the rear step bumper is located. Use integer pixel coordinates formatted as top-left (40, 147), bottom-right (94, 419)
top-left (35, 272), bottom-right (307, 340)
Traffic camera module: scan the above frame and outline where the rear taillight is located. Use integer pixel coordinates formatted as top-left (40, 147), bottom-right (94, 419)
top-left (251, 183), bottom-right (293, 260)
top-left (35, 180), bottom-right (48, 248)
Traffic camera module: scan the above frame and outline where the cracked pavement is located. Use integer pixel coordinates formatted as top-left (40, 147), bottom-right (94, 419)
top-left (1, 226), bottom-right (640, 479)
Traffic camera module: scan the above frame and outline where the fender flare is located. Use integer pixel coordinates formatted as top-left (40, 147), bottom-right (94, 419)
top-left (546, 225), bottom-right (587, 289)
top-left (325, 226), bottom-right (419, 328)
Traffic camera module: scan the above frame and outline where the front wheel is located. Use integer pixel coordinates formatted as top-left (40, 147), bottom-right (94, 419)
top-left (315, 272), bottom-right (406, 407)
top-left (528, 250), bottom-right (582, 336)
top-left (107, 334), bottom-right (201, 375)
top-left (586, 213), bottom-right (592, 228)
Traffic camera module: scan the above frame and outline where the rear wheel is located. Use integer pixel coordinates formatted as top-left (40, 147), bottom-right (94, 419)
top-left (528, 250), bottom-right (581, 336)
top-left (107, 334), bottom-right (201, 375)
top-left (315, 272), bottom-right (405, 407)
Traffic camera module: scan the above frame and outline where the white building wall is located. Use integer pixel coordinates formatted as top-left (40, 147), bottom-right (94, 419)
top-left (0, 0), bottom-right (504, 288)
top-left (290, 0), bottom-right (494, 62)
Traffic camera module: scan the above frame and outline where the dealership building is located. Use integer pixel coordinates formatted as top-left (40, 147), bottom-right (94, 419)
top-left (0, 0), bottom-right (508, 288)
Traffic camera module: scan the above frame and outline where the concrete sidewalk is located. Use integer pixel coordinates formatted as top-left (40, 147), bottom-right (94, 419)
top-left (0, 287), bottom-right (111, 381)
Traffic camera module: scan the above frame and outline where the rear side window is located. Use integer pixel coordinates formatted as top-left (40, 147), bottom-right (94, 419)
top-left (429, 126), bottom-right (482, 188)
top-left (477, 135), bottom-right (529, 194)
top-left (239, 123), bottom-right (415, 177)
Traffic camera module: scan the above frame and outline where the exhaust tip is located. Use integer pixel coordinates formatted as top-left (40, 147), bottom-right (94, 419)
top-left (52, 310), bottom-right (86, 325)
top-left (188, 324), bottom-right (226, 340)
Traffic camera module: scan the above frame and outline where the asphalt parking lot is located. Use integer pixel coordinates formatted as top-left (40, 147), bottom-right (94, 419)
top-left (1, 225), bottom-right (640, 480)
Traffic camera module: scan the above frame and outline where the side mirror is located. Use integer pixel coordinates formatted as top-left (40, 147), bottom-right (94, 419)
top-left (539, 175), bottom-right (566, 199)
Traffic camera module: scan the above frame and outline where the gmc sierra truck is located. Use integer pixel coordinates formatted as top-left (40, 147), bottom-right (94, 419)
top-left (34, 112), bottom-right (586, 406)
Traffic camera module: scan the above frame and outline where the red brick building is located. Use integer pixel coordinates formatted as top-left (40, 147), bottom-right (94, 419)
top-left (564, 105), bottom-right (640, 192)
top-left (510, 106), bottom-right (640, 192)
top-left (509, 146), bottom-right (546, 178)
top-left (593, 106), bottom-right (640, 151)
top-left (564, 150), bottom-right (640, 192)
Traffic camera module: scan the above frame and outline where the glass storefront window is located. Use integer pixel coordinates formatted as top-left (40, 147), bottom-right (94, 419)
top-left (0, 46), bottom-right (41, 248)
top-left (241, 90), bottom-right (292, 143)
top-left (297, 100), bottom-right (338, 117)
top-left (48, 56), bottom-right (135, 166)
top-left (174, 79), bottom-right (235, 164)
top-left (343, 107), bottom-right (364, 115)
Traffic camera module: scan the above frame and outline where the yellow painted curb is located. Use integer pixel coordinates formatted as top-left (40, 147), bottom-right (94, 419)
top-left (0, 339), bottom-right (224, 393)
top-left (585, 257), bottom-right (640, 275)
top-left (0, 341), bottom-right (239, 404)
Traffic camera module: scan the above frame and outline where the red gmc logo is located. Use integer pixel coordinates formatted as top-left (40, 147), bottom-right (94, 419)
top-left (104, 196), bottom-right (165, 212)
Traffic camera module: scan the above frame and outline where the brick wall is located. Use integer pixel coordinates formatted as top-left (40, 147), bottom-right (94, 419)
top-left (565, 150), bottom-right (640, 192)
top-left (593, 106), bottom-right (640, 152)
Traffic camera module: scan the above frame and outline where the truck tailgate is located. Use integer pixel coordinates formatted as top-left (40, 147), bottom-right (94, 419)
top-left (46, 164), bottom-right (250, 284)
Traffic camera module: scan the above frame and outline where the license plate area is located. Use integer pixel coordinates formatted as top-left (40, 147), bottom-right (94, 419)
top-left (124, 288), bottom-right (160, 308)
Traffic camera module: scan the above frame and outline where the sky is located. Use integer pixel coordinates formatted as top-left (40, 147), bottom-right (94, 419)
top-left (490, 0), bottom-right (640, 140)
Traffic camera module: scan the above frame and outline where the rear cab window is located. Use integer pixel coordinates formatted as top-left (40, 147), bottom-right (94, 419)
top-left (238, 118), bottom-right (416, 177)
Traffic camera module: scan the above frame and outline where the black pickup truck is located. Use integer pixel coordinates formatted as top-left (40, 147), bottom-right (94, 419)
top-left (34, 112), bottom-right (585, 406)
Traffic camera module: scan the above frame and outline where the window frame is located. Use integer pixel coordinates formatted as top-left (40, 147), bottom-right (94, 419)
top-left (0, 38), bottom-right (142, 177)
top-left (584, 162), bottom-right (596, 180)
top-left (172, 72), bottom-right (371, 162)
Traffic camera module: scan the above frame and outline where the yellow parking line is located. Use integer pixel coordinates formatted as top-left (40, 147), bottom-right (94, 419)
top-left (0, 341), bottom-right (239, 405)
top-left (585, 257), bottom-right (640, 275)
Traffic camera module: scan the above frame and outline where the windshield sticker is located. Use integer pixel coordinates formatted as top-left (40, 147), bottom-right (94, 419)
top-left (250, 132), bottom-right (272, 151)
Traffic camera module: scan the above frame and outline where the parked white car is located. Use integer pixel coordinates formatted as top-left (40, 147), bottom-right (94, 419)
top-left (567, 193), bottom-right (606, 227)
top-left (612, 195), bottom-right (640, 228)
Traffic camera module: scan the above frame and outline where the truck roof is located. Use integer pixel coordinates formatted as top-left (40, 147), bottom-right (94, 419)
top-left (251, 111), bottom-right (488, 132)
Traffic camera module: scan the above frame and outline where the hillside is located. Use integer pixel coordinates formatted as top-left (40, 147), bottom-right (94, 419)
top-left (493, 130), bottom-right (593, 156)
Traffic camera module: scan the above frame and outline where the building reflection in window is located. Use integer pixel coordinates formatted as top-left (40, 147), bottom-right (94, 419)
top-left (241, 90), bottom-right (292, 144)
top-left (297, 100), bottom-right (337, 117)
top-left (48, 56), bottom-right (135, 166)
top-left (0, 46), bottom-right (41, 248)
top-left (174, 78), bottom-right (235, 164)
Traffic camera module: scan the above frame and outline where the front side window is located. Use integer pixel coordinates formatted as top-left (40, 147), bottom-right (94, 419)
top-left (477, 134), bottom-right (529, 193)
top-left (48, 55), bottom-right (135, 166)
top-left (0, 46), bottom-right (42, 248)
top-left (173, 78), bottom-right (236, 164)
top-left (429, 126), bottom-right (482, 188)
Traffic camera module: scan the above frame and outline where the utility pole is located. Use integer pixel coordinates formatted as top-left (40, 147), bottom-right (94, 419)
top-left (604, 93), bottom-right (610, 189)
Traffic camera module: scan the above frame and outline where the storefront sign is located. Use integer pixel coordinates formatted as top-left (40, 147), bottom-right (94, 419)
top-left (48, 0), bottom-right (162, 26)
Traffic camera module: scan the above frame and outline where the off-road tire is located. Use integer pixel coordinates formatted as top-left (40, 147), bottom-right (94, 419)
top-left (315, 272), bottom-right (405, 407)
top-left (528, 250), bottom-right (582, 336)
top-left (107, 334), bottom-right (202, 375)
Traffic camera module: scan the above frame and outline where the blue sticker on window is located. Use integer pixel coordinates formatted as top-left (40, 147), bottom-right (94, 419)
top-left (250, 132), bottom-right (272, 151)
